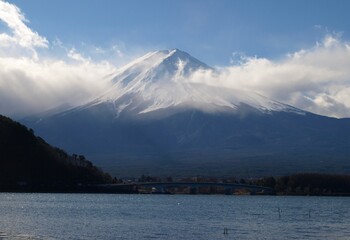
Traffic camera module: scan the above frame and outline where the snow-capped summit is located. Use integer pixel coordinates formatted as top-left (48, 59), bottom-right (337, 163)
top-left (107, 48), bottom-right (210, 90)
top-left (113, 48), bottom-right (211, 84)
top-left (84, 49), bottom-right (303, 117)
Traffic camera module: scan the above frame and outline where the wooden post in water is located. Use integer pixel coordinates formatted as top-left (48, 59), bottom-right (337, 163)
top-left (277, 207), bottom-right (281, 219)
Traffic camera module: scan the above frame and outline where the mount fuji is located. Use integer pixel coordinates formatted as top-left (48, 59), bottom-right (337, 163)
top-left (24, 49), bottom-right (350, 177)
top-left (74, 49), bottom-right (303, 118)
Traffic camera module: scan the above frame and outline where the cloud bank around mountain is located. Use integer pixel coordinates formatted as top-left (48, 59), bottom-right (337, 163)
top-left (188, 35), bottom-right (350, 118)
top-left (0, 0), bottom-right (350, 118)
top-left (0, 1), bottom-right (116, 117)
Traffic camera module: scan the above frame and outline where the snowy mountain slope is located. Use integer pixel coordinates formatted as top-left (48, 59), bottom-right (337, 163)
top-left (74, 48), bottom-right (304, 119)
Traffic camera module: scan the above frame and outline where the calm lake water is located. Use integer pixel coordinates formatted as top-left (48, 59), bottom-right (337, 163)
top-left (0, 193), bottom-right (349, 240)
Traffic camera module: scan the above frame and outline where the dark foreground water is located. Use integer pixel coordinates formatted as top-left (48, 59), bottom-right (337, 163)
top-left (0, 193), bottom-right (349, 240)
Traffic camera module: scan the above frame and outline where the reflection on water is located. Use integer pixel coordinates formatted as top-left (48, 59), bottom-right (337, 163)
top-left (0, 232), bottom-right (42, 240)
top-left (0, 193), bottom-right (349, 240)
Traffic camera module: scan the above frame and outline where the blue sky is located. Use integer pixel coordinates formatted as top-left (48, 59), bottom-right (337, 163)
top-left (8, 0), bottom-right (350, 66)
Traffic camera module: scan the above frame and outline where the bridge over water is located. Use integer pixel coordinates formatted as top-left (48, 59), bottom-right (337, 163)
top-left (100, 182), bottom-right (275, 195)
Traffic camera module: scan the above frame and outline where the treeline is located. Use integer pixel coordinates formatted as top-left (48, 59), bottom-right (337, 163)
top-left (0, 114), bottom-right (115, 192)
top-left (253, 173), bottom-right (350, 196)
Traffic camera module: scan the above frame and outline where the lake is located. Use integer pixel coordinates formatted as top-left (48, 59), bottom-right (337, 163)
top-left (0, 193), bottom-right (349, 239)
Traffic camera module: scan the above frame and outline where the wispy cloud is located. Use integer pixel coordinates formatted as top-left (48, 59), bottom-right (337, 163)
top-left (0, 0), bottom-right (48, 59)
top-left (67, 48), bottom-right (91, 63)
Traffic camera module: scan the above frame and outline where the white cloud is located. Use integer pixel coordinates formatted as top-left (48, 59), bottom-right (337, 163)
top-left (67, 48), bottom-right (91, 63)
top-left (0, 1), bottom-right (116, 117)
top-left (0, 0), bottom-right (48, 59)
top-left (0, 56), bottom-right (116, 117)
top-left (187, 35), bottom-right (350, 118)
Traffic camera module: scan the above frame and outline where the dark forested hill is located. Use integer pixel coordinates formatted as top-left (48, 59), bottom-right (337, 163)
top-left (0, 114), bottom-right (113, 191)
